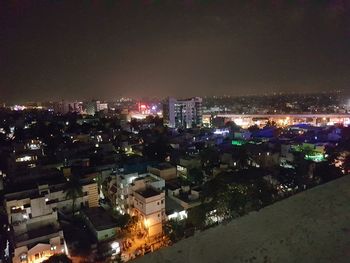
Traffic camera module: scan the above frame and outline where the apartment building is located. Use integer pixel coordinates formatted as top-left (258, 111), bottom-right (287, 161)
top-left (147, 163), bottom-right (177, 181)
top-left (111, 171), bottom-right (166, 236)
top-left (4, 177), bottom-right (98, 263)
top-left (133, 188), bottom-right (166, 237)
top-left (163, 97), bottom-right (203, 129)
top-left (114, 172), bottom-right (164, 215)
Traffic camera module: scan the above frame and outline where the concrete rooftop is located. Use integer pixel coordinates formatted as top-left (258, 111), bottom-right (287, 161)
top-left (135, 175), bottom-right (350, 263)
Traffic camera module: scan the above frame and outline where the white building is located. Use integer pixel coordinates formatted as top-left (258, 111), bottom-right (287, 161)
top-left (114, 172), bottom-right (164, 215)
top-left (84, 100), bottom-right (108, 115)
top-left (163, 97), bottom-right (203, 128)
top-left (53, 101), bottom-right (83, 114)
top-left (5, 177), bottom-right (99, 263)
top-left (133, 188), bottom-right (165, 237)
top-left (111, 171), bottom-right (166, 236)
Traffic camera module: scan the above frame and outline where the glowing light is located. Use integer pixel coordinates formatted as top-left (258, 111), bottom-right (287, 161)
top-left (231, 140), bottom-right (246, 146)
top-left (111, 241), bottom-right (120, 255)
top-left (144, 219), bottom-right (149, 228)
top-left (214, 128), bottom-right (229, 135)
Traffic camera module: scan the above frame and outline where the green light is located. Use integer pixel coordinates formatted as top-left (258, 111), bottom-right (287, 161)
top-left (232, 140), bottom-right (246, 146)
top-left (304, 153), bottom-right (326, 162)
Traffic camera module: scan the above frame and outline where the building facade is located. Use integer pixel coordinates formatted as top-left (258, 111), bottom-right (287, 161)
top-left (163, 97), bottom-right (203, 128)
top-left (133, 188), bottom-right (166, 237)
top-left (110, 171), bottom-right (166, 236)
top-left (113, 172), bottom-right (165, 216)
top-left (5, 178), bottom-right (99, 263)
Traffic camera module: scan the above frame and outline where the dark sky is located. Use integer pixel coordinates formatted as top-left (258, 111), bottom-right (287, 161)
top-left (1, 0), bottom-right (350, 103)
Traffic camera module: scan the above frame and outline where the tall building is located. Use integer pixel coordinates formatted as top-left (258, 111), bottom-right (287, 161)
top-left (84, 100), bottom-right (97, 115)
top-left (84, 100), bottom-right (108, 115)
top-left (163, 97), bottom-right (203, 128)
top-left (52, 101), bottom-right (83, 114)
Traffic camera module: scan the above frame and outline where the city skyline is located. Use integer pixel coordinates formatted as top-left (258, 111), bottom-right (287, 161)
top-left (1, 1), bottom-right (350, 103)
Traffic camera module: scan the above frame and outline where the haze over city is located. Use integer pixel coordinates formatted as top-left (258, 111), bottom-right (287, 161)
top-left (1, 0), bottom-right (350, 103)
top-left (1, 1), bottom-right (350, 263)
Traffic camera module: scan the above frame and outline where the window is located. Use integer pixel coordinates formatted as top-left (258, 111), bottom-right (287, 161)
top-left (20, 253), bottom-right (27, 262)
top-left (158, 213), bottom-right (160, 217)
top-left (157, 202), bottom-right (159, 205)
top-left (161, 199), bottom-right (164, 204)
top-left (35, 253), bottom-right (40, 260)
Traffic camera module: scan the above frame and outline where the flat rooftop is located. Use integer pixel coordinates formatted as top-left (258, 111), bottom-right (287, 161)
top-left (136, 188), bottom-right (162, 198)
top-left (83, 207), bottom-right (118, 231)
top-left (133, 174), bottom-right (159, 183)
top-left (15, 223), bottom-right (61, 244)
top-left (136, 175), bottom-right (350, 263)
top-left (151, 163), bottom-right (175, 170)
top-left (165, 179), bottom-right (182, 191)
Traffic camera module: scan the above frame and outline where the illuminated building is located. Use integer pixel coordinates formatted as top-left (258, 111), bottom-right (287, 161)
top-left (113, 172), bottom-right (165, 215)
top-left (163, 97), bottom-right (203, 128)
top-left (147, 163), bottom-right (177, 181)
top-left (5, 177), bottom-right (98, 263)
top-left (216, 114), bottom-right (350, 128)
top-left (133, 188), bottom-right (165, 237)
top-left (53, 101), bottom-right (83, 114)
top-left (84, 100), bottom-right (108, 115)
top-left (110, 171), bottom-right (166, 236)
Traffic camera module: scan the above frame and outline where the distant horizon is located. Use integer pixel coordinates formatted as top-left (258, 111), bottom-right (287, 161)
top-left (2, 89), bottom-right (350, 105)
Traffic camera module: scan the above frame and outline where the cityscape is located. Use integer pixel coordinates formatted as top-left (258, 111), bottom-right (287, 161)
top-left (1, 1), bottom-right (350, 263)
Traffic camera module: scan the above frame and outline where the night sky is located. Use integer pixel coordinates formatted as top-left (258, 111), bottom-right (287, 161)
top-left (1, 0), bottom-right (350, 103)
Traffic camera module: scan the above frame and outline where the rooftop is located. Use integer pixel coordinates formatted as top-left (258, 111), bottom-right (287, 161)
top-left (150, 162), bottom-right (175, 170)
top-left (15, 223), bottom-right (61, 244)
top-left (83, 207), bottom-right (118, 231)
top-left (165, 196), bottom-right (184, 215)
top-left (136, 187), bottom-right (162, 198)
top-left (165, 179), bottom-right (182, 191)
top-left (136, 175), bottom-right (350, 263)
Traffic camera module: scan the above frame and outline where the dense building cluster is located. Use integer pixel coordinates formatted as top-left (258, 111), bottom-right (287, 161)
top-left (0, 95), bottom-right (349, 263)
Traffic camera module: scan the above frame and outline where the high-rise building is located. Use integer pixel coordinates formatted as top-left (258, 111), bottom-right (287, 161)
top-left (84, 100), bottom-right (108, 115)
top-left (52, 101), bottom-right (83, 114)
top-left (163, 97), bottom-right (203, 128)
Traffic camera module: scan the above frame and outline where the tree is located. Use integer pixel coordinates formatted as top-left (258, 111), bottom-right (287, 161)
top-left (143, 131), bottom-right (171, 162)
top-left (294, 154), bottom-right (313, 190)
top-left (265, 120), bottom-right (277, 127)
top-left (248, 124), bottom-right (260, 133)
top-left (64, 175), bottom-right (83, 215)
top-left (164, 219), bottom-right (186, 242)
top-left (115, 213), bottom-right (131, 228)
top-left (224, 121), bottom-right (240, 132)
top-left (187, 204), bottom-right (207, 229)
top-left (200, 147), bottom-right (219, 172)
top-left (43, 254), bottom-right (72, 263)
top-left (344, 154), bottom-right (350, 174)
top-left (187, 167), bottom-right (204, 185)
top-left (213, 184), bottom-right (248, 220)
top-left (314, 162), bottom-right (342, 183)
top-left (248, 179), bottom-right (277, 210)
